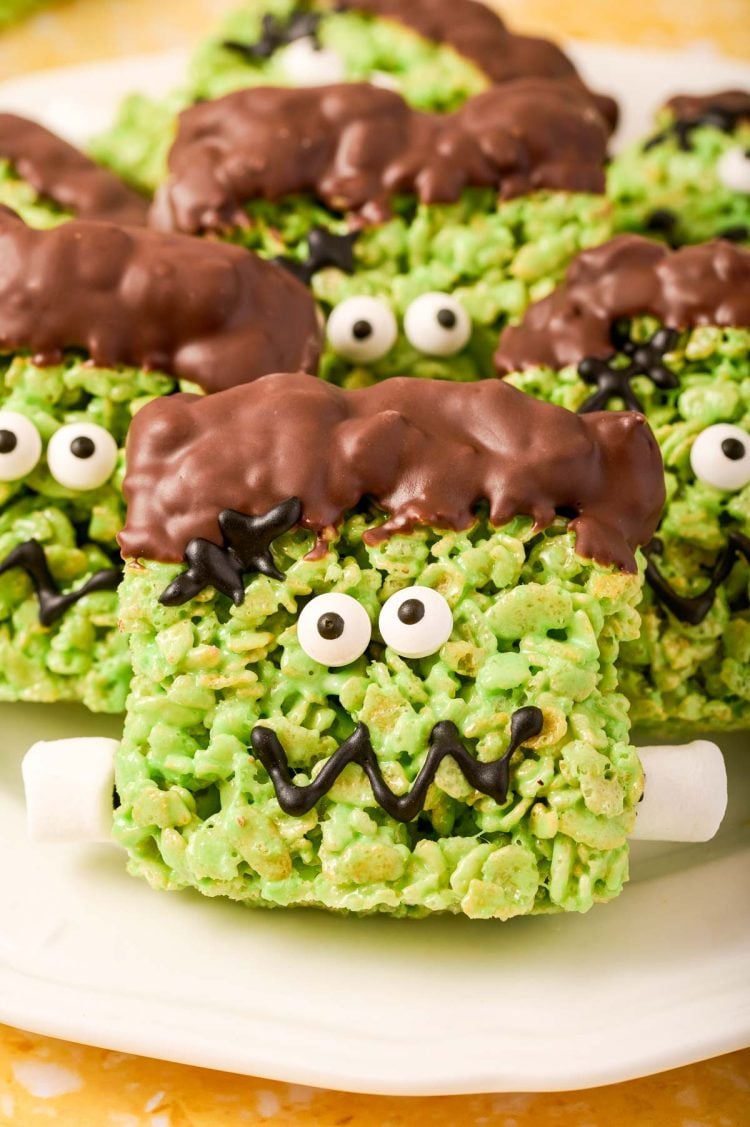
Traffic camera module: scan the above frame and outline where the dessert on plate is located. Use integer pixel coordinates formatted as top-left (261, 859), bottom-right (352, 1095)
top-left (497, 235), bottom-right (750, 731)
top-left (609, 89), bottom-right (750, 247)
top-left (0, 209), bottom-right (320, 711)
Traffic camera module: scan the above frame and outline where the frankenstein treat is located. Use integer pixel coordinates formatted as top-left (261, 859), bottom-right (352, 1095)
top-left (0, 208), bottom-right (320, 712)
top-left (92, 0), bottom-right (616, 196)
top-left (152, 79), bottom-right (612, 386)
top-left (610, 90), bottom-right (750, 246)
top-left (25, 372), bottom-right (683, 919)
top-left (497, 235), bottom-right (750, 732)
top-left (0, 114), bottom-right (148, 228)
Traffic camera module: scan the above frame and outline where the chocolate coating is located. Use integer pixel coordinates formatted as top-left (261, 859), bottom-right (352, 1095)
top-left (151, 79), bottom-right (609, 235)
top-left (665, 89), bottom-right (750, 125)
top-left (0, 114), bottom-right (148, 226)
top-left (333, 0), bottom-right (618, 129)
top-left (0, 208), bottom-right (321, 390)
top-left (120, 371), bottom-right (665, 573)
top-left (495, 236), bottom-right (750, 375)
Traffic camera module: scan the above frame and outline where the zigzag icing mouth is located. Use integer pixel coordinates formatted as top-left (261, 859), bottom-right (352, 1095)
top-left (251, 706), bottom-right (544, 821)
top-left (644, 531), bottom-right (750, 626)
top-left (0, 539), bottom-right (121, 626)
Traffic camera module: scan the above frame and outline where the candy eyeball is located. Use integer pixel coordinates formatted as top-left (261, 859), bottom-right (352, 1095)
top-left (378, 586), bottom-right (454, 659)
top-left (298, 592), bottom-right (372, 666)
top-left (47, 423), bottom-right (118, 491)
top-left (690, 423), bottom-right (750, 491)
top-left (717, 147), bottom-right (750, 194)
top-left (403, 293), bottom-right (472, 357)
top-left (0, 411), bottom-right (42, 482)
top-left (327, 296), bottom-right (398, 363)
top-left (278, 38), bottom-right (345, 85)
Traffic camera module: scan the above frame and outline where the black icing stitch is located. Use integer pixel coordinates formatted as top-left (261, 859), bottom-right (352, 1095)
top-left (0, 539), bottom-right (121, 627)
top-left (577, 326), bottom-right (680, 414)
top-left (159, 498), bottom-right (302, 607)
top-left (273, 227), bottom-right (358, 286)
top-left (251, 705), bottom-right (545, 821)
top-left (643, 105), bottom-right (748, 153)
top-left (223, 7), bottom-right (322, 61)
top-left (644, 531), bottom-right (750, 625)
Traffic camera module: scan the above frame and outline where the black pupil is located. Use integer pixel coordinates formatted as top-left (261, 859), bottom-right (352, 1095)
top-left (70, 436), bottom-right (96, 459)
top-left (436, 308), bottom-right (457, 330)
top-left (0, 429), bottom-right (17, 454)
top-left (352, 320), bottom-right (373, 340)
top-left (721, 437), bottom-right (746, 461)
top-left (398, 598), bottom-right (425, 625)
top-left (317, 612), bottom-right (345, 640)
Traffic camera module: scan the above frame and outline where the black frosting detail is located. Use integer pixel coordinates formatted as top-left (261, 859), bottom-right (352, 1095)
top-left (273, 227), bottom-right (358, 286)
top-left (577, 326), bottom-right (680, 414)
top-left (0, 539), bottom-right (121, 627)
top-left (644, 531), bottom-right (750, 625)
top-left (159, 498), bottom-right (302, 607)
top-left (251, 705), bottom-right (545, 821)
top-left (720, 225), bottom-right (749, 243)
top-left (643, 105), bottom-right (747, 153)
top-left (223, 8), bottom-right (322, 61)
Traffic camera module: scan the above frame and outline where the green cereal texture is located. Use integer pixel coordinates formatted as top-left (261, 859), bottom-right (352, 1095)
top-left (506, 322), bottom-right (750, 732)
top-left (0, 161), bottom-right (70, 229)
top-left (0, 354), bottom-right (174, 711)
top-left (228, 188), bottom-right (612, 386)
top-left (609, 117), bottom-right (750, 245)
top-left (0, 0), bottom-right (52, 28)
top-left (90, 0), bottom-right (488, 194)
top-left (115, 514), bottom-right (644, 918)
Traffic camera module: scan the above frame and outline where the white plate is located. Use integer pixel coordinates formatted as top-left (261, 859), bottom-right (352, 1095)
top-left (0, 44), bottom-right (749, 1097)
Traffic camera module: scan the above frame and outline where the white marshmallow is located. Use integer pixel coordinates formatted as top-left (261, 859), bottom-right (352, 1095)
top-left (23, 738), bottom-right (119, 844)
top-left (631, 741), bottom-right (727, 842)
top-left (279, 38), bottom-right (346, 86)
top-left (717, 146), bottom-right (750, 194)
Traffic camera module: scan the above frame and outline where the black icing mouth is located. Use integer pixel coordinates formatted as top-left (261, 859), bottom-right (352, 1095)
top-left (223, 7), bottom-right (323, 61)
top-left (0, 539), bottom-right (121, 626)
top-left (644, 531), bottom-right (750, 625)
top-left (577, 325), bottom-right (680, 414)
top-left (251, 705), bottom-right (544, 821)
top-left (643, 105), bottom-right (746, 153)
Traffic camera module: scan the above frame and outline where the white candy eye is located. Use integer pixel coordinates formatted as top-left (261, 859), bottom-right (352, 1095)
top-left (0, 411), bottom-right (42, 481)
top-left (279, 38), bottom-right (345, 85)
top-left (717, 147), bottom-right (750, 194)
top-left (327, 296), bottom-right (398, 363)
top-left (378, 586), bottom-right (453, 659)
top-left (403, 293), bottom-right (471, 357)
top-left (690, 423), bottom-right (750, 491)
top-left (298, 592), bottom-right (371, 666)
top-left (47, 423), bottom-right (118, 491)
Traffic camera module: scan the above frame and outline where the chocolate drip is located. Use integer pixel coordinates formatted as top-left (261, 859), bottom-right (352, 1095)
top-left (644, 89), bottom-right (750, 151)
top-left (0, 114), bottom-right (148, 226)
top-left (223, 8), bottom-right (322, 59)
top-left (251, 705), bottom-right (544, 820)
top-left (332, 0), bottom-right (618, 129)
top-left (151, 79), bottom-right (608, 235)
top-left (0, 209), bottom-right (321, 391)
top-left (0, 539), bottom-right (120, 626)
top-left (577, 327), bottom-right (680, 413)
top-left (645, 532), bottom-right (750, 625)
top-left (273, 227), bottom-right (358, 285)
top-left (120, 371), bottom-right (665, 574)
top-left (159, 499), bottom-right (302, 606)
top-left (495, 236), bottom-right (750, 376)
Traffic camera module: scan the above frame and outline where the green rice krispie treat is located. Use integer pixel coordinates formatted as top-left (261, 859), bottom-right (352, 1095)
top-left (0, 113), bottom-right (148, 228)
top-left (0, 208), bottom-right (320, 712)
top-left (151, 79), bottom-right (612, 387)
top-left (610, 90), bottom-right (750, 247)
top-left (496, 235), bottom-right (750, 732)
top-left (66, 371), bottom-right (675, 919)
top-left (92, 0), bottom-right (616, 196)
top-left (0, 0), bottom-right (57, 28)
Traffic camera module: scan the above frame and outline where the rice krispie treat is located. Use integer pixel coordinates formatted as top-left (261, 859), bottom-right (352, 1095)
top-left (151, 79), bottom-right (612, 386)
top-left (0, 114), bottom-right (148, 228)
top-left (62, 371), bottom-right (678, 919)
top-left (609, 90), bottom-right (750, 247)
top-left (0, 208), bottom-right (320, 711)
top-left (496, 235), bottom-right (750, 732)
top-left (0, 0), bottom-right (56, 28)
top-left (92, 0), bottom-right (616, 195)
